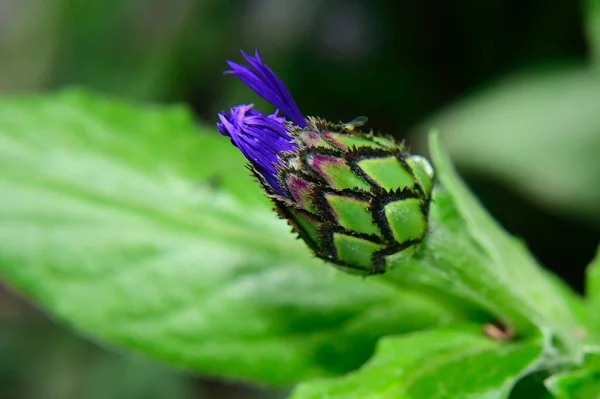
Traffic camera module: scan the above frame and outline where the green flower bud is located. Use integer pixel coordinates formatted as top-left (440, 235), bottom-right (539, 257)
top-left (219, 50), bottom-right (434, 275)
top-left (264, 118), bottom-right (434, 276)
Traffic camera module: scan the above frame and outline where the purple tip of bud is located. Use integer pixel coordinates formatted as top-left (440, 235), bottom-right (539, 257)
top-left (217, 104), bottom-right (297, 196)
top-left (225, 49), bottom-right (308, 128)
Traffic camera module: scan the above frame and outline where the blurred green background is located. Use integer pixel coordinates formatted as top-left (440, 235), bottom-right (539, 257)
top-left (1, 0), bottom-right (599, 398)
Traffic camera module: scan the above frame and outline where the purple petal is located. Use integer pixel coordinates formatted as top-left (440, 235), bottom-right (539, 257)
top-left (225, 49), bottom-right (308, 127)
top-left (217, 104), bottom-right (297, 195)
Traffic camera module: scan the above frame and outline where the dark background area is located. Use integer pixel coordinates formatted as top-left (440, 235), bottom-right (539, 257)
top-left (1, 0), bottom-right (598, 398)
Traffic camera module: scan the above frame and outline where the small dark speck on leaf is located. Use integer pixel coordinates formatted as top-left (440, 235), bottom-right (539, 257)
top-left (198, 176), bottom-right (222, 191)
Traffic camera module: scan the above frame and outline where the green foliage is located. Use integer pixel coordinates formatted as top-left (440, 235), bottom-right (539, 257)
top-left (0, 90), bottom-right (597, 397)
top-left (0, 89), bottom-right (452, 385)
top-left (548, 370), bottom-right (600, 399)
top-left (0, 1), bottom-right (596, 398)
top-left (419, 66), bottom-right (600, 223)
top-left (290, 327), bottom-right (544, 399)
top-left (545, 348), bottom-right (600, 399)
top-left (586, 247), bottom-right (600, 335)
top-left (381, 134), bottom-right (588, 355)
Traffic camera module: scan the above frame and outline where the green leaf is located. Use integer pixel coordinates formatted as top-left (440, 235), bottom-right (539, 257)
top-left (417, 66), bottom-right (600, 223)
top-left (586, 246), bottom-right (600, 336)
top-left (547, 370), bottom-right (600, 399)
top-left (0, 89), bottom-right (454, 385)
top-left (290, 326), bottom-right (544, 399)
top-left (381, 133), bottom-right (587, 358)
top-left (545, 348), bottom-right (600, 399)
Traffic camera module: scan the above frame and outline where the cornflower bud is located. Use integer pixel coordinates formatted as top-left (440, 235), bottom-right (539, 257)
top-left (218, 50), bottom-right (434, 275)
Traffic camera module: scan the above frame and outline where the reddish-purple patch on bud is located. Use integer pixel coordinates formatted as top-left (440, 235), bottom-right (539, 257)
top-left (307, 154), bottom-right (346, 178)
top-left (284, 175), bottom-right (316, 211)
top-left (306, 153), bottom-right (371, 190)
top-left (324, 131), bottom-right (349, 149)
top-left (296, 130), bottom-right (333, 148)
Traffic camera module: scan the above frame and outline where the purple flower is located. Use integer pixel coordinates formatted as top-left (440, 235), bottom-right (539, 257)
top-left (217, 49), bottom-right (307, 196)
top-left (217, 104), bottom-right (296, 194)
top-left (225, 49), bottom-right (307, 128)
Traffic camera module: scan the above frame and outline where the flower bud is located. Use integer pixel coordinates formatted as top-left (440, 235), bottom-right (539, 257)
top-left (218, 50), bottom-right (434, 275)
top-left (266, 118), bottom-right (434, 275)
